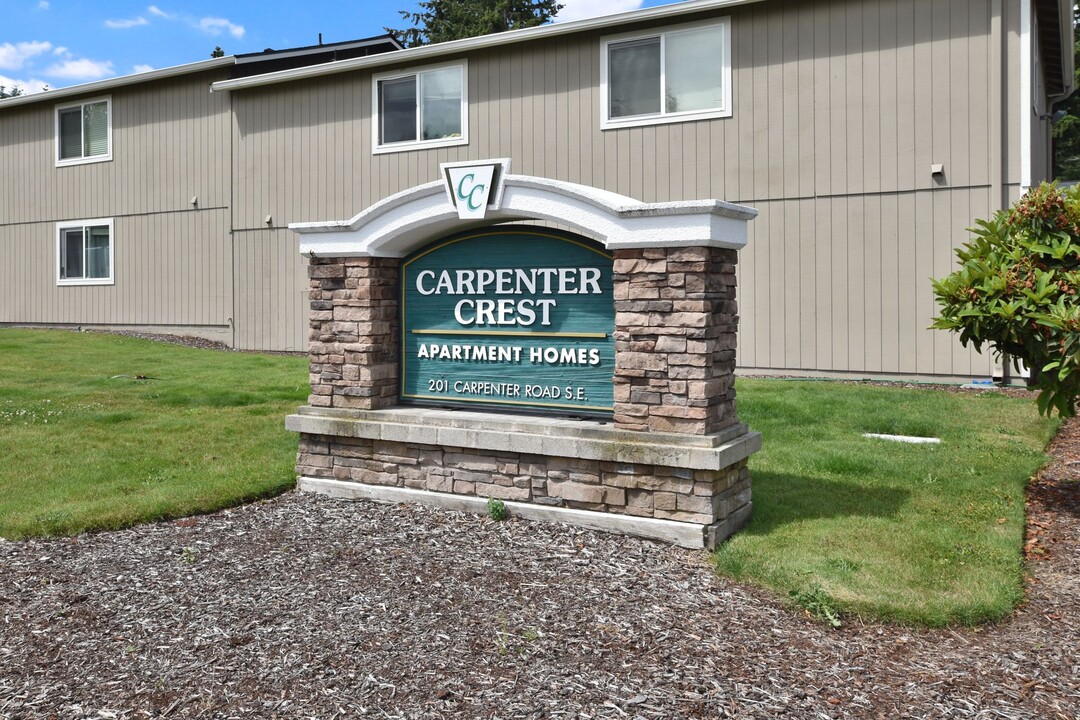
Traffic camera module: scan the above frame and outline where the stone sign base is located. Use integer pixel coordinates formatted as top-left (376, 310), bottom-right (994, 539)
top-left (287, 406), bottom-right (760, 549)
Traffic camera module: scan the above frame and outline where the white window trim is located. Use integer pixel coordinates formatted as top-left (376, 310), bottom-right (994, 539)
top-left (56, 218), bottom-right (115, 286)
top-left (54, 95), bottom-right (113, 167)
top-left (600, 17), bottom-right (732, 131)
top-left (371, 60), bottom-right (469, 155)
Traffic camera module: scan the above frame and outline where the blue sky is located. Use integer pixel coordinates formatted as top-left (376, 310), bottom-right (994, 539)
top-left (2, 0), bottom-right (676, 93)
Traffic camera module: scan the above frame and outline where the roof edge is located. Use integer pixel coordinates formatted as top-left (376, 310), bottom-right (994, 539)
top-left (0, 56), bottom-right (236, 110)
top-left (211, 0), bottom-right (762, 93)
top-left (235, 33), bottom-right (402, 62)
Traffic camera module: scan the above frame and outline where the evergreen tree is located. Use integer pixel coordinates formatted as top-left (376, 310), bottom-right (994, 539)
top-left (388, 0), bottom-right (563, 48)
top-left (210, 46), bottom-right (225, 58)
top-left (0, 85), bottom-right (24, 99)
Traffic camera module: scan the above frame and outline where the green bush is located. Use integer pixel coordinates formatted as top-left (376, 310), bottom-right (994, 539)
top-left (486, 497), bottom-right (508, 521)
top-left (932, 182), bottom-right (1080, 417)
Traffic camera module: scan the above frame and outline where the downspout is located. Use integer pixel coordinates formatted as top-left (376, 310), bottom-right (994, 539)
top-left (990, 0), bottom-right (1005, 211)
top-left (1020, 0), bottom-right (1033, 192)
top-left (990, 0), bottom-right (1013, 385)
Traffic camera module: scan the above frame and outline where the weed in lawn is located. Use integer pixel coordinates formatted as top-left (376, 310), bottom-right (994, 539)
top-left (789, 586), bottom-right (843, 628)
top-left (825, 558), bottom-right (861, 574)
top-left (33, 509), bottom-right (74, 536)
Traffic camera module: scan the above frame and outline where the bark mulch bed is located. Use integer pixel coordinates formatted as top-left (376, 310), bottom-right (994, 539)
top-left (1, 413), bottom-right (1077, 718)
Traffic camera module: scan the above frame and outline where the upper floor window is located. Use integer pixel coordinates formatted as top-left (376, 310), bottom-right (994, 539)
top-left (372, 61), bottom-right (467, 154)
top-left (601, 19), bottom-right (731, 130)
top-left (55, 97), bottom-right (112, 166)
top-left (57, 218), bottom-right (113, 285)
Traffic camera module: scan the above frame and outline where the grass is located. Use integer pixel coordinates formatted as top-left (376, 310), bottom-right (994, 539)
top-left (717, 378), bottom-right (1060, 627)
top-left (0, 329), bottom-right (307, 539)
top-left (0, 329), bottom-right (1062, 627)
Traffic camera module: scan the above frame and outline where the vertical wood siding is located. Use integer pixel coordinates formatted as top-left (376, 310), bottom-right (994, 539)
top-left (0, 210), bottom-right (232, 328)
top-left (0, 70), bottom-right (235, 334)
top-left (226, 0), bottom-right (1012, 376)
top-left (0, 70), bottom-right (232, 224)
top-left (1, 0), bottom-right (1035, 373)
top-left (232, 230), bottom-right (309, 351)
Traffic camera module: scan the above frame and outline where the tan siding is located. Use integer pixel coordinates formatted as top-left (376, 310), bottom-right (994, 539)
top-left (734, 190), bottom-right (995, 378)
top-left (229, 0), bottom-right (1003, 222)
top-left (1, 0), bottom-right (1022, 373)
top-left (0, 70), bottom-right (231, 228)
top-left (0, 209), bottom-right (232, 329)
top-left (232, 229), bottom-right (308, 351)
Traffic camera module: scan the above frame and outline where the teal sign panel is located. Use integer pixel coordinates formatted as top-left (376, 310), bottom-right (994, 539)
top-left (401, 226), bottom-right (614, 415)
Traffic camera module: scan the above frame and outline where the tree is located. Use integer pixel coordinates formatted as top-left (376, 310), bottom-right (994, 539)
top-left (387, 0), bottom-right (563, 48)
top-left (0, 84), bottom-right (24, 99)
top-left (931, 182), bottom-right (1080, 417)
top-left (210, 46), bottom-right (225, 58)
top-left (1052, 2), bottom-right (1080, 178)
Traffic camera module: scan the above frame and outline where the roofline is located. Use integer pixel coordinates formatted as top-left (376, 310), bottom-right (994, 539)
top-left (0, 56), bottom-right (236, 110)
top-left (211, 0), bottom-right (762, 93)
top-left (235, 34), bottom-right (402, 63)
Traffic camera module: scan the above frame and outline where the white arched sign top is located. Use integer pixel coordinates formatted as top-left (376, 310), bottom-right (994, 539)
top-left (289, 169), bottom-right (757, 258)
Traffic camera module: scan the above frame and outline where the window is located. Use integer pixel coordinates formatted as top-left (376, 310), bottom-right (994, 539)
top-left (57, 219), bottom-right (113, 285)
top-left (601, 19), bottom-right (731, 129)
top-left (55, 97), bottom-right (112, 166)
top-left (372, 62), bottom-right (467, 153)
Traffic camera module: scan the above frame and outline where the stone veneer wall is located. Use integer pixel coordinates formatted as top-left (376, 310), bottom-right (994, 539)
top-left (295, 240), bottom-right (755, 544)
top-left (613, 246), bottom-right (738, 435)
top-left (297, 434), bottom-right (752, 527)
top-left (307, 257), bottom-right (400, 410)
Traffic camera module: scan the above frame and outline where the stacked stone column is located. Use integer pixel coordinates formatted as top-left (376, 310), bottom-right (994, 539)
top-left (612, 246), bottom-right (739, 435)
top-left (307, 256), bottom-right (400, 410)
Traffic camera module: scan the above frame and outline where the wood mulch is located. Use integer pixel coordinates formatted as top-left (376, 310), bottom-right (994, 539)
top-left (1, 334), bottom-right (1077, 718)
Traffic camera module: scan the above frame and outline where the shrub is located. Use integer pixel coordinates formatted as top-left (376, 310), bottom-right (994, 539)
top-left (486, 497), bottom-right (508, 521)
top-left (932, 182), bottom-right (1080, 417)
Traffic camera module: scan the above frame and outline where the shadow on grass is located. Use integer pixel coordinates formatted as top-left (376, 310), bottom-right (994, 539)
top-left (739, 470), bottom-right (911, 534)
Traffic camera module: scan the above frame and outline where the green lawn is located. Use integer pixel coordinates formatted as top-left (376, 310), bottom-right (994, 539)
top-left (717, 378), bottom-right (1059, 627)
top-left (0, 329), bottom-right (307, 538)
top-left (0, 329), bottom-right (1061, 626)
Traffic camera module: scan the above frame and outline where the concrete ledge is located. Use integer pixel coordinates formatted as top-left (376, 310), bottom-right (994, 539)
top-left (299, 476), bottom-right (709, 549)
top-left (287, 406), bottom-right (761, 471)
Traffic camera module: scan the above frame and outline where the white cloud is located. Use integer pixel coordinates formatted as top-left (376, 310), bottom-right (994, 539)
top-left (197, 17), bottom-right (245, 39)
top-left (147, 6), bottom-right (244, 42)
top-left (133, 64), bottom-right (154, 73)
top-left (44, 58), bottom-right (115, 80)
top-left (37, 0), bottom-right (50, 9)
top-left (555, 0), bottom-right (643, 22)
top-left (105, 16), bottom-right (149, 29)
top-left (0, 41), bottom-right (52, 71)
top-left (0, 72), bottom-right (50, 94)
top-left (53, 46), bottom-right (69, 56)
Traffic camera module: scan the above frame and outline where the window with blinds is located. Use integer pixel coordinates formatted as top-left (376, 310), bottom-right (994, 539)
top-left (55, 97), bottom-right (111, 166)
